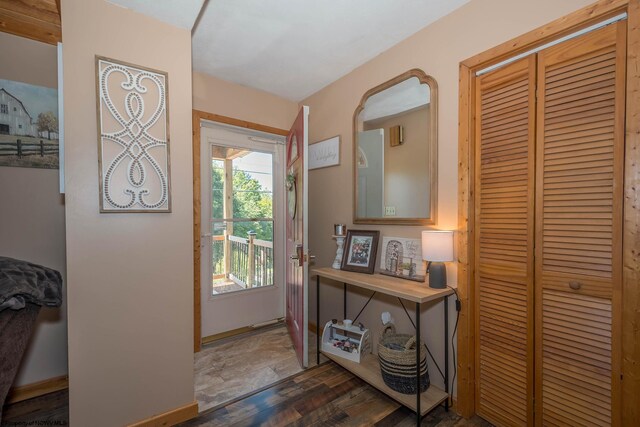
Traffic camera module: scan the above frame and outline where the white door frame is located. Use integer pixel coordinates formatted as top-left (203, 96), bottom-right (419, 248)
top-left (199, 121), bottom-right (286, 338)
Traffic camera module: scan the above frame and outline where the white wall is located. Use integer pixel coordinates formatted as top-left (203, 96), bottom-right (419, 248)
top-left (0, 31), bottom-right (67, 387)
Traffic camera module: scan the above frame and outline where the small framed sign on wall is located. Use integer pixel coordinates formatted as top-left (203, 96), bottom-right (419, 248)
top-left (309, 135), bottom-right (340, 170)
top-left (96, 56), bottom-right (171, 213)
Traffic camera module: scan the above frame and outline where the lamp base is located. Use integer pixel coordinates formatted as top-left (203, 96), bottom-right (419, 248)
top-left (428, 262), bottom-right (447, 289)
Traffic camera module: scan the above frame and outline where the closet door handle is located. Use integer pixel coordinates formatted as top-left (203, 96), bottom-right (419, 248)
top-left (568, 281), bottom-right (582, 290)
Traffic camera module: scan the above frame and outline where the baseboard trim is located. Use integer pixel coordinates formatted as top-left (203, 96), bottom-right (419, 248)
top-left (128, 401), bottom-right (198, 427)
top-left (201, 326), bottom-right (255, 345)
top-left (6, 375), bottom-right (68, 404)
top-left (450, 397), bottom-right (458, 413)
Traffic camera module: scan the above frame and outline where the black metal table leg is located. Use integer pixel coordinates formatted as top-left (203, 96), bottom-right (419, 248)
top-left (444, 295), bottom-right (449, 411)
top-left (416, 301), bottom-right (421, 426)
top-left (343, 283), bottom-right (347, 319)
top-left (316, 275), bottom-right (320, 366)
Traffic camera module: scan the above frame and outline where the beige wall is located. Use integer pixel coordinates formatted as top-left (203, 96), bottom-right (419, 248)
top-left (193, 71), bottom-right (298, 130)
top-left (303, 0), bottom-right (593, 394)
top-left (61, 1), bottom-right (194, 425)
top-left (0, 32), bottom-right (67, 387)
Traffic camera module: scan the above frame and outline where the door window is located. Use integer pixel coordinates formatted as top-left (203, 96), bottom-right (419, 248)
top-left (209, 147), bottom-right (274, 295)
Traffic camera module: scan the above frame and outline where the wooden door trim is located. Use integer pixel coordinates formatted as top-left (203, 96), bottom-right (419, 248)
top-left (457, 0), bottom-right (640, 422)
top-left (460, 0), bottom-right (628, 70)
top-left (622, 0), bottom-right (640, 422)
top-left (192, 110), bottom-right (288, 353)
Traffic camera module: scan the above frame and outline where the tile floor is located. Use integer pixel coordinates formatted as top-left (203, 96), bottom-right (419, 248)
top-left (195, 324), bottom-right (319, 412)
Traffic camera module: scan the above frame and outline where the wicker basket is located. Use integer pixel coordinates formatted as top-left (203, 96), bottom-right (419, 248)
top-left (378, 324), bottom-right (430, 394)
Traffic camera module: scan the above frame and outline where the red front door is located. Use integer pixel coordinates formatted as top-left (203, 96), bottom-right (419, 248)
top-left (285, 106), bottom-right (309, 367)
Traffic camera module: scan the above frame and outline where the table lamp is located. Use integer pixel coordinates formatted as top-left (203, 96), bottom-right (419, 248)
top-left (422, 230), bottom-right (453, 289)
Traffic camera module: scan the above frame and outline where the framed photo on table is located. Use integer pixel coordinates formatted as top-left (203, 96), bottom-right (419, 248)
top-left (341, 230), bottom-right (380, 274)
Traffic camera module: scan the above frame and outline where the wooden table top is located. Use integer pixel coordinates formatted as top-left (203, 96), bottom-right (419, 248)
top-left (312, 267), bottom-right (454, 304)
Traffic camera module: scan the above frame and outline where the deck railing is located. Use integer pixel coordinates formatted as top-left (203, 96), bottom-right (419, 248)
top-left (211, 235), bottom-right (225, 278)
top-left (212, 233), bottom-right (273, 288)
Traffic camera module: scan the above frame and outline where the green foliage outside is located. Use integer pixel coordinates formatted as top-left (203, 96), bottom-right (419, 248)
top-left (212, 161), bottom-right (273, 241)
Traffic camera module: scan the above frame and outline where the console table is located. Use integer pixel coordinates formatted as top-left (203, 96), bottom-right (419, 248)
top-left (312, 267), bottom-right (454, 426)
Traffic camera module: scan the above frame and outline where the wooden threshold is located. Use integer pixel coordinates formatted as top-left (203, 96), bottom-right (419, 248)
top-left (197, 361), bottom-right (332, 417)
top-left (6, 375), bottom-right (68, 404)
top-left (321, 351), bottom-right (448, 417)
top-left (201, 318), bottom-right (284, 346)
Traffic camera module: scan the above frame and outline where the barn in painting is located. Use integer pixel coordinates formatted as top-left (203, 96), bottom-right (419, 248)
top-left (0, 88), bottom-right (37, 137)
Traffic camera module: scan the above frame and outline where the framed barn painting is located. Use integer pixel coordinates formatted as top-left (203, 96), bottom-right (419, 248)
top-left (96, 56), bottom-right (171, 213)
top-left (0, 79), bottom-right (59, 169)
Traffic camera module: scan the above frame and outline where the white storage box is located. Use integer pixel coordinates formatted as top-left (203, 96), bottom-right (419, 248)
top-left (321, 320), bottom-right (371, 363)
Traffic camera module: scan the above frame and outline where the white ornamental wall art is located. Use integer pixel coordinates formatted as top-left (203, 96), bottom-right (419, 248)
top-left (96, 57), bottom-right (171, 212)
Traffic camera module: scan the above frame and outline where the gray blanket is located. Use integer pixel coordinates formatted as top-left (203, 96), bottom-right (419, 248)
top-left (0, 256), bottom-right (62, 312)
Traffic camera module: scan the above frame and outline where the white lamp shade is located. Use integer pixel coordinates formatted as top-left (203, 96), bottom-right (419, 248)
top-left (422, 230), bottom-right (454, 262)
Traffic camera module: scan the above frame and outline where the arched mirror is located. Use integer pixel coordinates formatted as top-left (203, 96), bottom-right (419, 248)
top-left (353, 69), bottom-right (438, 225)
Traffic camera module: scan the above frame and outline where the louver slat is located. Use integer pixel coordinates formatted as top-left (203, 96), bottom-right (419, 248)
top-left (535, 21), bottom-right (624, 427)
top-left (475, 56), bottom-right (535, 427)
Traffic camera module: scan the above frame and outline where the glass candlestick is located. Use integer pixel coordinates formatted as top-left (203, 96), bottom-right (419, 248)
top-left (332, 235), bottom-right (345, 269)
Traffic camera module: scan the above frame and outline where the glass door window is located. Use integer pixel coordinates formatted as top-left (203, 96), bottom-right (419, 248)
top-left (209, 146), bottom-right (274, 295)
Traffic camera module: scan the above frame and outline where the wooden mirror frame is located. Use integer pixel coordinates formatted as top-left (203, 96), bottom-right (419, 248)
top-left (352, 68), bottom-right (438, 226)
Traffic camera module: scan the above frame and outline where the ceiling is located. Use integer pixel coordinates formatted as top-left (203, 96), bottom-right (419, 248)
top-left (108, 0), bottom-right (205, 30)
top-left (108, 0), bottom-right (470, 101)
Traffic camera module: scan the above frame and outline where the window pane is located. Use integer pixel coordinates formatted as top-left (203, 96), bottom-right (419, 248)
top-left (232, 152), bottom-right (273, 219)
top-left (210, 220), bottom-right (274, 295)
top-left (209, 145), bottom-right (275, 296)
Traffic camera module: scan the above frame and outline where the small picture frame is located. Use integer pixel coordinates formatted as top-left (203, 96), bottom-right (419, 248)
top-left (341, 230), bottom-right (380, 274)
top-left (379, 236), bottom-right (426, 282)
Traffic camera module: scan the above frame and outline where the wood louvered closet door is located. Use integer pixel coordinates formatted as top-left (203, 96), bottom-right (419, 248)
top-left (535, 21), bottom-right (625, 427)
top-left (474, 20), bottom-right (625, 427)
top-left (474, 56), bottom-right (536, 427)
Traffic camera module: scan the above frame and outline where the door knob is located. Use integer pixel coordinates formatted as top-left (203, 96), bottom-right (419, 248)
top-left (289, 254), bottom-right (299, 260)
top-left (569, 281), bottom-right (582, 290)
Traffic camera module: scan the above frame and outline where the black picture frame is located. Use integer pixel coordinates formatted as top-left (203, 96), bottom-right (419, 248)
top-left (340, 230), bottom-right (380, 274)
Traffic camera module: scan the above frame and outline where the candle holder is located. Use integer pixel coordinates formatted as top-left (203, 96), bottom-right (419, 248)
top-left (332, 235), bottom-right (346, 269)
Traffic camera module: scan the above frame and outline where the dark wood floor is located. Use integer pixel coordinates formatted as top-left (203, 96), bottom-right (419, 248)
top-left (1, 388), bottom-right (69, 426)
top-left (180, 362), bottom-right (492, 427)
top-left (1, 363), bottom-right (491, 426)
